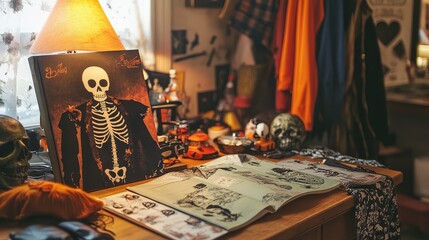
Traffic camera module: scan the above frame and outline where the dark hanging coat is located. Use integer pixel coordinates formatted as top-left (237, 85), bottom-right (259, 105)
top-left (330, 0), bottom-right (390, 159)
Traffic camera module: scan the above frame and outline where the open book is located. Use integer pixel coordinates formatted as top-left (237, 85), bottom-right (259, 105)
top-left (127, 154), bottom-right (341, 231)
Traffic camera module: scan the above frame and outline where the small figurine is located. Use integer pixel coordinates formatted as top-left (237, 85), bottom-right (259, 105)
top-left (165, 69), bottom-right (179, 102)
top-left (158, 135), bottom-right (186, 160)
top-left (245, 118), bottom-right (276, 152)
top-left (176, 120), bottom-right (190, 143)
top-left (184, 130), bottom-right (218, 160)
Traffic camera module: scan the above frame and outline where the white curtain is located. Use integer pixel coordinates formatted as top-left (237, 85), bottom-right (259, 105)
top-left (0, 0), bottom-right (154, 127)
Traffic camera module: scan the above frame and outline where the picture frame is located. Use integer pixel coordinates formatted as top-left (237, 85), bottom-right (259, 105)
top-left (171, 30), bottom-right (188, 55)
top-left (29, 50), bottom-right (164, 192)
top-left (368, 0), bottom-right (420, 87)
top-left (185, 0), bottom-right (225, 8)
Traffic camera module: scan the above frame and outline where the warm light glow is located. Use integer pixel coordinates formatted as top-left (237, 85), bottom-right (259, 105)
top-left (418, 44), bottom-right (429, 58)
top-left (30, 0), bottom-right (124, 53)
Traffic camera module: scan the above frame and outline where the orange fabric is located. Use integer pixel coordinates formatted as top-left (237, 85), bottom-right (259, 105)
top-left (277, 0), bottom-right (298, 92)
top-left (277, 0), bottom-right (324, 131)
top-left (0, 181), bottom-right (103, 220)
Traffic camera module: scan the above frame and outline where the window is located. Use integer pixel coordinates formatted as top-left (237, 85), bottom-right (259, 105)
top-left (0, 0), bottom-right (155, 127)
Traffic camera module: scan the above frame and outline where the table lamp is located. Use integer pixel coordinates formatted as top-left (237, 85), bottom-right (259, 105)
top-left (29, 0), bottom-right (150, 79)
top-left (29, 0), bottom-right (124, 54)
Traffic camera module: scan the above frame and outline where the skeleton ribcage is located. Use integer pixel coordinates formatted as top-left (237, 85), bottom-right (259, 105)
top-left (91, 101), bottom-right (129, 149)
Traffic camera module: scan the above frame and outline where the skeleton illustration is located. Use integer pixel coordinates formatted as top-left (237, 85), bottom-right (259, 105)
top-left (82, 66), bottom-right (129, 184)
top-left (57, 53), bottom-right (164, 192)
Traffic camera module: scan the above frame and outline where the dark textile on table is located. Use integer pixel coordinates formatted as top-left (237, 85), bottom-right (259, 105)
top-left (296, 146), bottom-right (384, 167)
top-left (347, 178), bottom-right (400, 239)
top-left (229, 0), bottom-right (278, 49)
top-left (296, 147), bottom-right (401, 239)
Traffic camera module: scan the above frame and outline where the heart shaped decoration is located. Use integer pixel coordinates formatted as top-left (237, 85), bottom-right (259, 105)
top-left (376, 21), bottom-right (400, 46)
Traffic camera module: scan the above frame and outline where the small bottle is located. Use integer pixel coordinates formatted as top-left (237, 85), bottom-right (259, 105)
top-left (224, 73), bottom-right (235, 111)
top-left (165, 69), bottom-right (179, 102)
top-left (223, 72), bottom-right (242, 131)
top-left (150, 78), bottom-right (164, 104)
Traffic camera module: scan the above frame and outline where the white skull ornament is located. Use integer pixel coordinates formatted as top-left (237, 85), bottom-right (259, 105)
top-left (0, 115), bottom-right (31, 191)
top-left (245, 118), bottom-right (270, 140)
top-left (82, 66), bottom-right (110, 102)
top-left (270, 113), bottom-right (306, 150)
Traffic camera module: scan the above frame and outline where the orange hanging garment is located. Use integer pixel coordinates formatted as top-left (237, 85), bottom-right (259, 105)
top-left (277, 0), bottom-right (324, 131)
top-left (276, 0), bottom-right (298, 113)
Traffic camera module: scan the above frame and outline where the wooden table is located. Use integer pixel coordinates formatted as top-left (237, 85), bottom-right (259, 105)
top-left (0, 155), bottom-right (402, 240)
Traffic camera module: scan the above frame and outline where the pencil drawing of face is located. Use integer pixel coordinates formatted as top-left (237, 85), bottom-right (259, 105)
top-left (123, 194), bottom-right (140, 200)
top-left (113, 202), bottom-right (124, 209)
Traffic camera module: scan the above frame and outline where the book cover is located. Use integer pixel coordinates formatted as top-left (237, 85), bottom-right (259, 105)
top-left (29, 50), bottom-right (164, 192)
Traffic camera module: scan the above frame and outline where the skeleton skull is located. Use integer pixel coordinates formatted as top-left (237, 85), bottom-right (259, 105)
top-left (82, 66), bottom-right (110, 102)
top-left (0, 115), bottom-right (31, 191)
top-left (270, 113), bottom-right (306, 150)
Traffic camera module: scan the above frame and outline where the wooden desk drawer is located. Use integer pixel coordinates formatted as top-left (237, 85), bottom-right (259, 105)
top-left (322, 210), bottom-right (356, 240)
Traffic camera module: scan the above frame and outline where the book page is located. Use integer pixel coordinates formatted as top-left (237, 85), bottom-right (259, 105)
top-left (199, 155), bottom-right (340, 203)
top-left (275, 159), bottom-right (386, 187)
top-left (102, 191), bottom-right (227, 240)
top-left (128, 177), bottom-right (273, 231)
top-left (205, 166), bottom-right (339, 210)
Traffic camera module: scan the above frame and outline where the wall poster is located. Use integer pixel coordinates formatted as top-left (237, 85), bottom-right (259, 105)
top-left (368, 0), bottom-right (416, 87)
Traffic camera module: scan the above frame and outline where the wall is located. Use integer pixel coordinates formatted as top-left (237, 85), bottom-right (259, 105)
top-left (387, 103), bottom-right (429, 199)
top-left (171, 0), bottom-right (232, 118)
